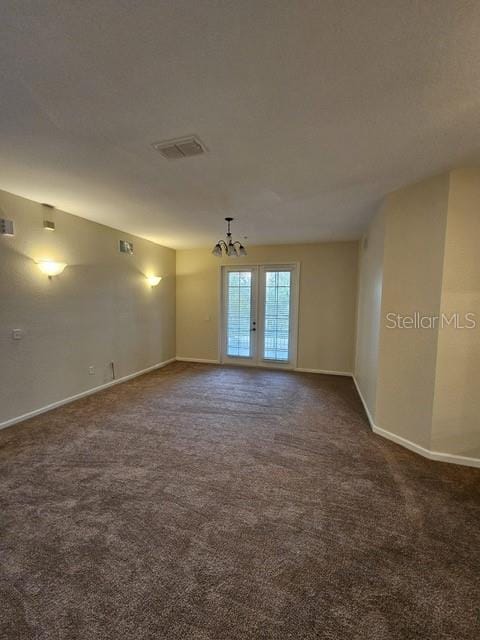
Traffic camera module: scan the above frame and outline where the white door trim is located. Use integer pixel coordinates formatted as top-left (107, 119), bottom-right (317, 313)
top-left (219, 262), bottom-right (300, 370)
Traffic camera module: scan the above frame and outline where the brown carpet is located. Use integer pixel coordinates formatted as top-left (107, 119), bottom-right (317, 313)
top-left (0, 362), bottom-right (479, 639)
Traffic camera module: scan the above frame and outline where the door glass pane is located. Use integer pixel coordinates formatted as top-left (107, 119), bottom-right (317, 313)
top-left (264, 271), bottom-right (291, 361)
top-left (227, 271), bottom-right (252, 357)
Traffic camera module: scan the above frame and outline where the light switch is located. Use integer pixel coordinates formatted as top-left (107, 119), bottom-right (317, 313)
top-left (12, 329), bottom-right (24, 340)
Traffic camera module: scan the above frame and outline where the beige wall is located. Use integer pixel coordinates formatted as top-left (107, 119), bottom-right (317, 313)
top-left (354, 207), bottom-right (386, 418)
top-left (176, 242), bottom-right (358, 373)
top-left (432, 169), bottom-right (480, 458)
top-left (355, 175), bottom-right (449, 444)
top-left (376, 174), bottom-right (449, 449)
top-left (355, 170), bottom-right (480, 464)
top-left (0, 189), bottom-right (176, 424)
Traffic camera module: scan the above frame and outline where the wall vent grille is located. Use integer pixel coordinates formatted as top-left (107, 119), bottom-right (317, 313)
top-left (0, 218), bottom-right (15, 236)
top-left (151, 135), bottom-right (207, 160)
top-left (119, 240), bottom-right (134, 255)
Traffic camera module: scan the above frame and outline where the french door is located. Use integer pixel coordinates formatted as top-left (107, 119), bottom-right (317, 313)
top-left (221, 264), bottom-right (298, 369)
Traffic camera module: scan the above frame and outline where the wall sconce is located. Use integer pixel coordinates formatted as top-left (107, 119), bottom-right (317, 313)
top-left (146, 275), bottom-right (162, 287)
top-left (37, 261), bottom-right (67, 278)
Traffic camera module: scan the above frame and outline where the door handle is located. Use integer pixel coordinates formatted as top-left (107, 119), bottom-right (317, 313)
top-left (251, 327), bottom-right (256, 331)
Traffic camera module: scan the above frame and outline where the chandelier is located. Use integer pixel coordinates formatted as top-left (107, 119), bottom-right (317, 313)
top-left (212, 217), bottom-right (247, 257)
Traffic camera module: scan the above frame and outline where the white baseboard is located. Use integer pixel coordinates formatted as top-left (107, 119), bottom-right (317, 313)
top-left (295, 367), bottom-right (352, 377)
top-left (176, 357), bottom-right (220, 364)
top-left (352, 376), bottom-right (480, 469)
top-left (0, 357), bottom-right (177, 431)
top-left (352, 375), bottom-right (376, 428)
top-left (176, 360), bottom-right (352, 377)
top-left (371, 424), bottom-right (480, 468)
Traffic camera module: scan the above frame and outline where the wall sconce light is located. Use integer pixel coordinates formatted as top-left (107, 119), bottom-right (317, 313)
top-left (146, 275), bottom-right (162, 287)
top-left (37, 261), bottom-right (67, 278)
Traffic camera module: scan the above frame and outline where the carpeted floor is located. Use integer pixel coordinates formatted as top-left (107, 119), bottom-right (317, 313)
top-left (0, 362), bottom-right (479, 639)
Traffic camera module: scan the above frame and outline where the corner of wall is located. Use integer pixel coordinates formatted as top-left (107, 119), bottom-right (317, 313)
top-left (354, 173), bottom-right (479, 468)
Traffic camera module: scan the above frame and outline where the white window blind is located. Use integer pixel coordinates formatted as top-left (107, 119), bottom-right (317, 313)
top-left (263, 271), bottom-right (291, 361)
top-left (227, 271), bottom-right (252, 357)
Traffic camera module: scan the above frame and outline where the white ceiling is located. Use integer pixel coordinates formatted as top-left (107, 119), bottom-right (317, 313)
top-left (1, 1), bottom-right (480, 249)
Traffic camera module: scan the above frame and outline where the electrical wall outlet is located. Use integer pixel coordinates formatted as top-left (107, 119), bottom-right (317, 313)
top-left (12, 329), bottom-right (24, 340)
top-left (88, 366), bottom-right (95, 375)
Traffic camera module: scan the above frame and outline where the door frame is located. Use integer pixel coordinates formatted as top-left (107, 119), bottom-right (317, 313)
top-left (218, 262), bottom-right (300, 370)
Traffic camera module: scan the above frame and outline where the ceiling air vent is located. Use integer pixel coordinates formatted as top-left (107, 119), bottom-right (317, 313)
top-left (151, 135), bottom-right (207, 160)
